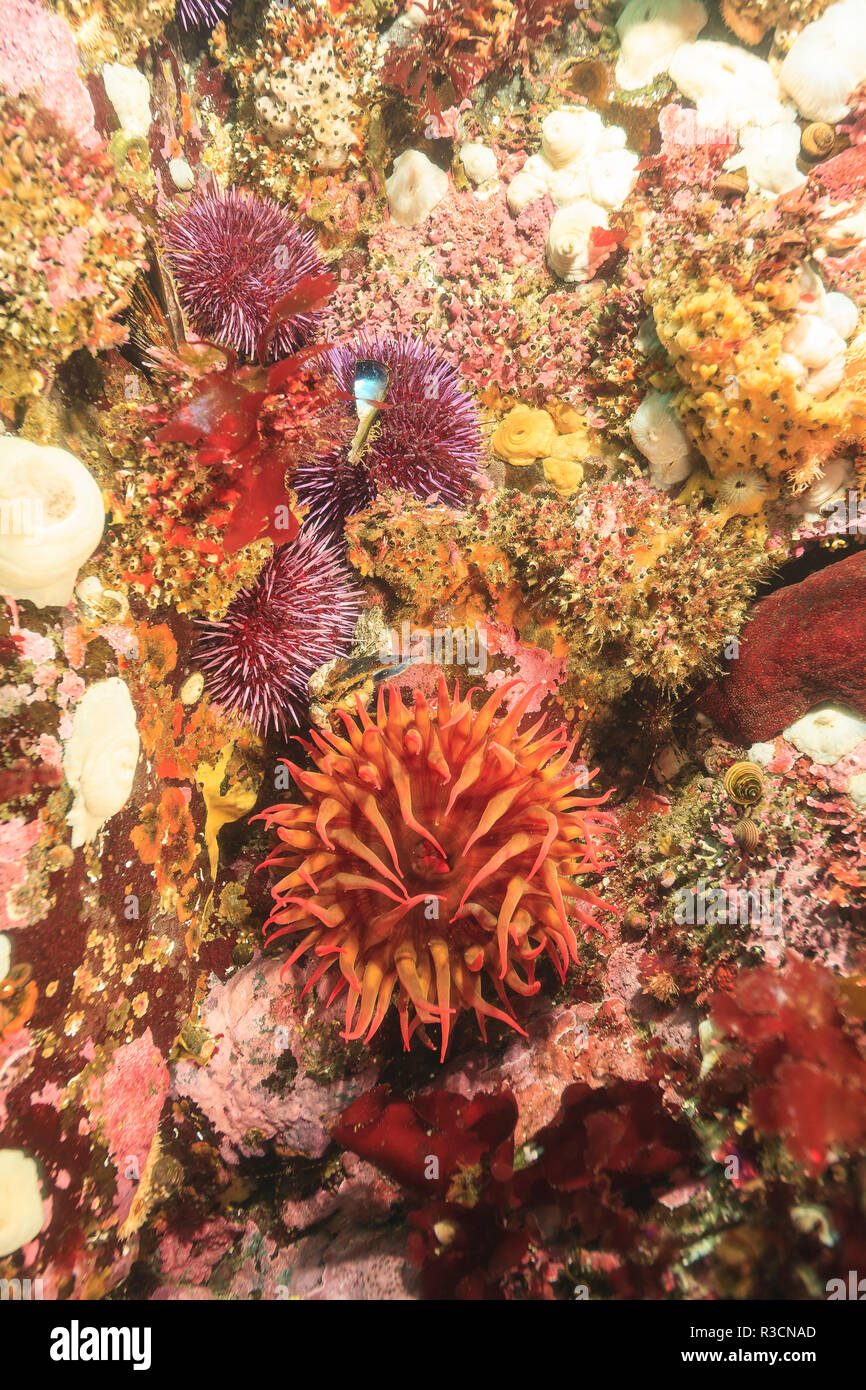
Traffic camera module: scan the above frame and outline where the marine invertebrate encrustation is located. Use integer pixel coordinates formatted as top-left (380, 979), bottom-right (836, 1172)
top-left (252, 27), bottom-right (363, 171)
top-left (196, 529), bottom-right (361, 737)
top-left (0, 437), bottom-right (105, 608)
top-left (644, 230), bottom-right (866, 489)
top-left (257, 679), bottom-right (617, 1058)
top-left (0, 92), bottom-right (146, 404)
top-left (162, 188), bottom-right (326, 361)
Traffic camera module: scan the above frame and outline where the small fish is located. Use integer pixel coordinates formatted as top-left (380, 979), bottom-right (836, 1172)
top-left (309, 654), bottom-right (410, 731)
top-left (348, 359), bottom-right (389, 463)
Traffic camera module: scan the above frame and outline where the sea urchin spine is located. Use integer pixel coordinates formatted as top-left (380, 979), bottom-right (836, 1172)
top-left (175, 0), bottom-right (232, 29)
top-left (162, 188), bottom-right (326, 361)
top-left (196, 529), bottom-right (360, 737)
top-left (257, 678), bottom-right (618, 1058)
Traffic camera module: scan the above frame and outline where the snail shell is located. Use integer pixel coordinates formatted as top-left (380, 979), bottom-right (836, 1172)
top-left (624, 909), bottom-right (649, 932)
top-left (714, 170), bottom-right (748, 197)
top-left (724, 760), bottom-right (766, 807)
top-left (801, 122), bottom-right (835, 159)
top-left (733, 816), bottom-right (760, 852)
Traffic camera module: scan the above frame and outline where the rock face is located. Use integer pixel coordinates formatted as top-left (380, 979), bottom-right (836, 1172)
top-left (701, 550), bottom-right (866, 742)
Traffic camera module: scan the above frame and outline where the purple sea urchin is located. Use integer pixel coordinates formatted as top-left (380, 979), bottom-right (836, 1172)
top-left (175, 0), bottom-right (232, 31)
top-left (294, 333), bottom-right (482, 528)
top-left (162, 189), bottom-right (326, 361)
top-left (196, 529), bottom-right (361, 737)
top-left (291, 454), bottom-right (377, 536)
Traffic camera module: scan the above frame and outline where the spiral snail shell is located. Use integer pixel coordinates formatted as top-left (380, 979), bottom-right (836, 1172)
top-left (732, 817), bottom-right (760, 852)
top-left (801, 123), bottom-right (835, 159)
top-left (724, 761), bottom-right (765, 807)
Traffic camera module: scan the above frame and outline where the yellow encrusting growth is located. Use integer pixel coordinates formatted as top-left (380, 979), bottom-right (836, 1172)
top-left (647, 271), bottom-right (866, 489)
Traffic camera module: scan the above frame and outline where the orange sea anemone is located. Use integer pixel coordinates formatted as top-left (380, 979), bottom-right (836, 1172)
top-left (257, 679), bottom-right (618, 1059)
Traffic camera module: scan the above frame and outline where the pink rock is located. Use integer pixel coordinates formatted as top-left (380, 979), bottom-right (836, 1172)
top-left (85, 1030), bottom-right (170, 1222)
top-left (438, 996), bottom-right (650, 1146)
top-left (282, 1154), bottom-right (402, 1234)
top-left (0, 0), bottom-right (98, 148)
top-left (172, 957), bottom-right (379, 1160)
top-left (277, 1224), bottom-right (417, 1300)
top-left (150, 1207), bottom-right (417, 1300)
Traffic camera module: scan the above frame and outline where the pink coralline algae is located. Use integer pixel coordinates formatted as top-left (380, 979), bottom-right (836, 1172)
top-left (702, 550), bottom-right (866, 742)
top-left (321, 181), bottom-right (592, 400)
top-left (653, 104), bottom-right (737, 196)
top-left (0, 0), bottom-right (98, 148)
top-left (84, 1031), bottom-right (170, 1222)
top-left (171, 956), bottom-right (379, 1161)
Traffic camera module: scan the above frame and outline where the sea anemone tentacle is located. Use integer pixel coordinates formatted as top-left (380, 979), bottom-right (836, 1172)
top-left (259, 679), bottom-right (618, 1057)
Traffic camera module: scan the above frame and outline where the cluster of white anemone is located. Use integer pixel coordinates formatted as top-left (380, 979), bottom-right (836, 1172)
top-left (615, 0), bottom-right (866, 201)
top-left (506, 107), bottom-right (639, 282)
top-left (780, 263), bottom-right (860, 401)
